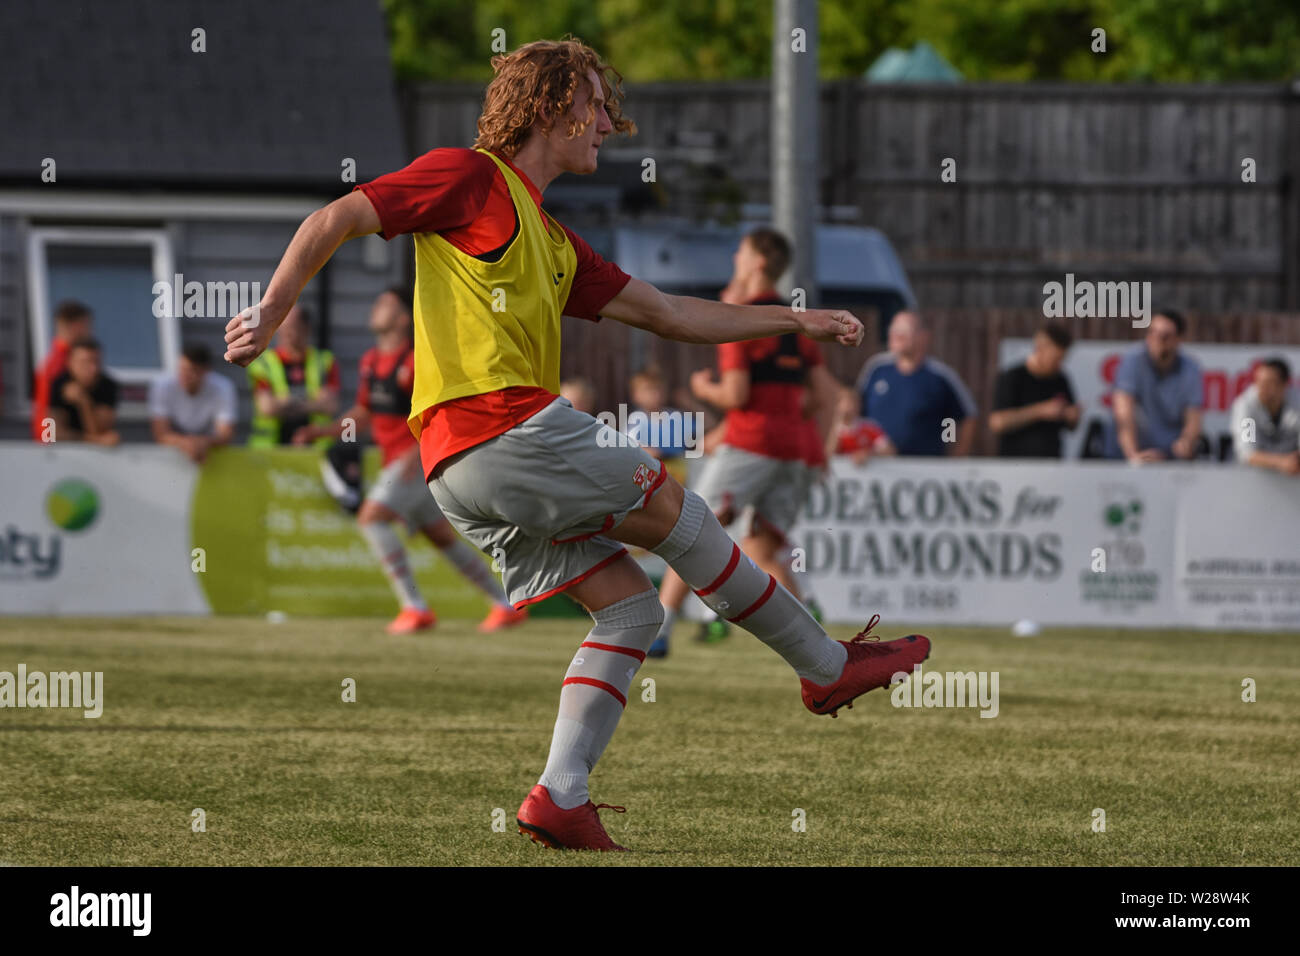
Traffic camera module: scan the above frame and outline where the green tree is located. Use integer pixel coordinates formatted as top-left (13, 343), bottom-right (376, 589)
top-left (380, 0), bottom-right (1300, 84)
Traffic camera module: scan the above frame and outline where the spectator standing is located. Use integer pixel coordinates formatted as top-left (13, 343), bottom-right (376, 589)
top-left (246, 304), bottom-right (339, 448)
top-left (855, 310), bottom-right (976, 456)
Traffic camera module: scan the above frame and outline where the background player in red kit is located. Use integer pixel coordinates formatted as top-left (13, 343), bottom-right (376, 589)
top-left (294, 289), bottom-right (526, 635)
top-left (651, 229), bottom-right (831, 653)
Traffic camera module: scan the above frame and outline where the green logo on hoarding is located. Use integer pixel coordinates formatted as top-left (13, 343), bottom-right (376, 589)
top-left (1104, 499), bottom-right (1142, 534)
top-left (46, 479), bottom-right (99, 532)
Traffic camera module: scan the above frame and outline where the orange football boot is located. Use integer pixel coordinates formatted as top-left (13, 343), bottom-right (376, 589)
top-left (386, 607), bottom-right (436, 635)
top-left (477, 604), bottom-right (529, 634)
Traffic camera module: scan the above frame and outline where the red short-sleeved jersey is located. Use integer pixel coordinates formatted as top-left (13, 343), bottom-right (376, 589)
top-left (716, 294), bottom-right (824, 461)
top-left (356, 345), bottom-right (417, 466)
top-left (356, 148), bottom-right (631, 476)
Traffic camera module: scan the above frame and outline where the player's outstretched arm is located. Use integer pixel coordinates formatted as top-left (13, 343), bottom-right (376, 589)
top-left (224, 192), bottom-right (382, 367)
top-left (601, 278), bottom-right (864, 347)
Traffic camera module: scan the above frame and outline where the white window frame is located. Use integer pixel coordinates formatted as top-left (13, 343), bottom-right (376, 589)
top-left (26, 225), bottom-right (179, 387)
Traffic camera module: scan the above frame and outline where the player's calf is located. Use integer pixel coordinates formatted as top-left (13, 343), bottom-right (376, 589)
top-left (649, 489), bottom-right (846, 685)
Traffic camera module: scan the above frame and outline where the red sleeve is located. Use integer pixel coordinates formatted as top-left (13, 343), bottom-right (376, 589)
top-left (717, 342), bottom-right (750, 373)
top-left (355, 148), bottom-right (496, 240)
top-left (30, 348), bottom-right (69, 440)
top-left (560, 224), bottom-right (631, 322)
top-left (325, 356), bottom-right (341, 391)
top-left (31, 373), bottom-right (50, 440)
top-left (799, 336), bottom-right (824, 367)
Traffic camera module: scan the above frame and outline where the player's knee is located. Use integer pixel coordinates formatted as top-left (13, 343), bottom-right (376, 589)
top-left (591, 586), bottom-right (663, 630)
top-left (609, 473), bottom-right (687, 550)
top-left (640, 588), bottom-right (665, 628)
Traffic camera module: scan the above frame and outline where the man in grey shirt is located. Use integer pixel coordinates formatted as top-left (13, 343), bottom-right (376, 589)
top-left (1232, 357), bottom-right (1300, 476)
top-left (149, 342), bottom-right (237, 463)
top-left (1106, 309), bottom-right (1203, 461)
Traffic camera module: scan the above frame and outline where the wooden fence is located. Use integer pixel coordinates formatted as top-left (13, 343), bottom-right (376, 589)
top-left (405, 80), bottom-right (1300, 313)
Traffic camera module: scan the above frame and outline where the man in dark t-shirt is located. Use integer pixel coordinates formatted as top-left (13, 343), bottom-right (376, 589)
top-left (990, 322), bottom-right (1079, 458)
top-left (48, 337), bottom-right (120, 445)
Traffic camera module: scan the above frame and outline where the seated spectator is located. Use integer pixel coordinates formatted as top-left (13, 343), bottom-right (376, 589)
top-left (1232, 358), bottom-right (1300, 476)
top-left (828, 386), bottom-right (894, 463)
top-left (989, 321), bottom-right (1080, 458)
top-left (854, 310), bottom-right (976, 456)
top-left (47, 338), bottom-right (120, 446)
top-left (560, 376), bottom-right (597, 415)
top-left (150, 343), bottom-right (236, 463)
top-left (1106, 309), bottom-right (1202, 462)
top-left (625, 367), bottom-right (696, 459)
top-left (247, 304), bottom-right (339, 447)
top-left (31, 299), bottom-right (93, 441)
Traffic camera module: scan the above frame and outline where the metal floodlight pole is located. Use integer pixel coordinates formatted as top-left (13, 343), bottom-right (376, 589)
top-left (772, 0), bottom-right (820, 308)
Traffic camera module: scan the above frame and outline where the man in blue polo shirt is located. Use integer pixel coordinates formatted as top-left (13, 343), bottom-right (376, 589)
top-left (1106, 309), bottom-right (1203, 462)
top-left (855, 310), bottom-right (977, 456)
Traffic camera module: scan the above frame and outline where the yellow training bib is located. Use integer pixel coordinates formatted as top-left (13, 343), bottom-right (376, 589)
top-left (407, 149), bottom-right (578, 436)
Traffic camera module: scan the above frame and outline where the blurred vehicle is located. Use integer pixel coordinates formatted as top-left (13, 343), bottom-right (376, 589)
top-left (579, 219), bottom-right (916, 363)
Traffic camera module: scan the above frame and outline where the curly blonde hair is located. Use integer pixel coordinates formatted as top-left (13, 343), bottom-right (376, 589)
top-left (473, 38), bottom-right (636, 158)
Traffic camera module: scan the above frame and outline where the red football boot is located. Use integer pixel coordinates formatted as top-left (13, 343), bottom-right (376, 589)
top-left (516, 784), bottom-right (628, 851)
top-left (801, 614), bottom-right (931, 717)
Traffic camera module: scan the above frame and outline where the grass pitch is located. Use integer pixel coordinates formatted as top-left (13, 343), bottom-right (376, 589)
top-left (1, 615), bottom-right (1297, 866)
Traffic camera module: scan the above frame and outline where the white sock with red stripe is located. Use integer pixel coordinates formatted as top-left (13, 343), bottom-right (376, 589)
top-left (537, 589), bottom-right (663, 809)
top-left (653, 491), bottom-right (846, 684)
top-left (439, 538), bottom-right (510, 607)
top-left (359, 521), bottom-right (427, 611)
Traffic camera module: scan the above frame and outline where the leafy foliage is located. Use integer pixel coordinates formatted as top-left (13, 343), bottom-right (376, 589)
top-left (381, 0), bottom-right (1300, 83)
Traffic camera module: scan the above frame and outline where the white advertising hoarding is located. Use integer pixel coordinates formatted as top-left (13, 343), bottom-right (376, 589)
top-left (790, 458), bottom-right (1300, 631)
top-left (0, 444), bottom-right (207, 614)
top-left (3, 444), bottom-right (1298, 631)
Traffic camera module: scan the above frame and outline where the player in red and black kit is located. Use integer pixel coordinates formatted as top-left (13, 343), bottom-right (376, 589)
top-left (652, 228), bottom-right (838, 652)
top-left (294, 288), bottom-right (527, 635)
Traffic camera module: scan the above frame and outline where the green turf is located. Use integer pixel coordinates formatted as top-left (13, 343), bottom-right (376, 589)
top-left (0, 616), bottom-right (1297, 866)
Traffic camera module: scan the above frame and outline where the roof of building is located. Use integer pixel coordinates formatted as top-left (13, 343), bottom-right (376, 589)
top-left (0, 0), bottom-right (406, 192)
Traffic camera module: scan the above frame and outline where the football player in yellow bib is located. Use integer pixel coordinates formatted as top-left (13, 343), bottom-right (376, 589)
top-left (226, 38), bottom-right (931, 852)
